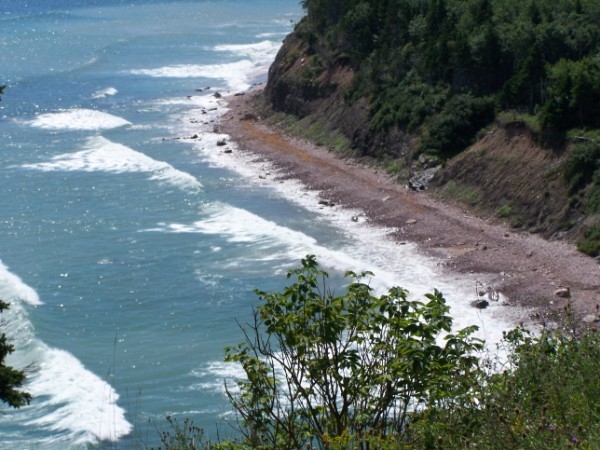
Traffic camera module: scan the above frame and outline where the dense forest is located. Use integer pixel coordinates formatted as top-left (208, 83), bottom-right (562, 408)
top-left (297, 0), bottom-right (600, 149)
top-left (263, 0), bottom-right (600, 255)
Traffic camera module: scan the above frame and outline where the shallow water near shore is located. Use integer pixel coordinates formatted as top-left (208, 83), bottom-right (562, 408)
top-left (0, 1), bottom-right (517, 448)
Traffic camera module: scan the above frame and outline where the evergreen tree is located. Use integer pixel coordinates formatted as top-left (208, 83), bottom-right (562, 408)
top-left (295, 0), bottom-right (600, 136)
top-left (0, 300), bottom-right (31, 408)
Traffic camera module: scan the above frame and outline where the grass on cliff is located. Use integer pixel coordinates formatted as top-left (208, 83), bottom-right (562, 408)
top-left (438, 180), bottom-right (481, 206)
top-left (578, 223), bottom-right (600, 257)
top-left (262, 109), bottom-right (353, 156)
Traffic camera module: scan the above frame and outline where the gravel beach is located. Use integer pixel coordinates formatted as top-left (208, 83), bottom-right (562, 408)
top-left (219, 90), bottom-right (600, 325)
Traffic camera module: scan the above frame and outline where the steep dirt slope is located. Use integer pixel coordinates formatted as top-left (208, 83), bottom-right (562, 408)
top-left (432, 125), bottom-right (574, 239)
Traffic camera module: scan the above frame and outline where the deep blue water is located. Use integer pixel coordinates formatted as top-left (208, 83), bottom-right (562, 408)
top-left (0, 1), bottom-right (514, 448)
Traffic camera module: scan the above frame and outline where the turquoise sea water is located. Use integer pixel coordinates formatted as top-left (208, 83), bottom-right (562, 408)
top-left (0, 1), bottom-right (515, 448)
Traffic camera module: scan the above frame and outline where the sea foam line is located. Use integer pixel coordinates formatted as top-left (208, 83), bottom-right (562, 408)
top-left (130, 60), bottom-right (256, 93)
top-left (213, 40), bottom-right (281, 62)
top-left (0, 260), bottom-right (42, 306)
top-left (92, 87), bottom-right (118, 99)
top-left (129, 40), bottom-right (282, 93)
top-left (28, 109), bottom-right (131, 131)
top-left (21, 136), bottom-right (203, 192)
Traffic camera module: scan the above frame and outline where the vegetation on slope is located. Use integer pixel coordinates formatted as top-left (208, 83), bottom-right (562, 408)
top-left (263, 0), bottom-right (600, 255)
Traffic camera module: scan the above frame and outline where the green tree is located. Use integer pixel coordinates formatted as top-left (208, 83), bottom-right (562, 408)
top-left (541, 56), bottom-right (600, 130)
top-left (421, 94), bottom-right (495, 157)
top-left (500, 42), bottom-right (546, 112)
top-left (224, 256), bottom-right (483, 449)
top-left (291, 0), bottom-right (600, 156)
top-left (0, 300), bottom-right (32, 408)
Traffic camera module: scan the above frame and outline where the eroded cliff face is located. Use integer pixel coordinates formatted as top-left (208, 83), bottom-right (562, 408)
top-left (261, 28), bottom-right (586, 243)
top-left (432, 125), bottom-right (576, 238)
top-left (264, 30), bottom-right (412, 160)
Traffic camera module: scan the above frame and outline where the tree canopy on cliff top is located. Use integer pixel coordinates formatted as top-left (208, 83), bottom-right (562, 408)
top-left (298, 0), bottom-right (600, 154)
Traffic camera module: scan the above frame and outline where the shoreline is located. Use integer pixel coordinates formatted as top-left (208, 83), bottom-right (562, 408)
top-left (219, 89), bottom-right (600, 324)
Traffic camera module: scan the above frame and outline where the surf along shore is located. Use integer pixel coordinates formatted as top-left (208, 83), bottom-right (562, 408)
top-left (218, 89), bottom-right (600, 326)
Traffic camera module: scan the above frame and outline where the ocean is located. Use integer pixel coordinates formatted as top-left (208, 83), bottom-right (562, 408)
top-left (0, 1), bottom-right (516, 448)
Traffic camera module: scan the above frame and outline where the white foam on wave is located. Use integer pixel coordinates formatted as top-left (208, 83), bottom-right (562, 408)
top-left (187, 205), bottom-right (521, 396)
top-left (21, 136), bottom-right (202, 192)
top-left (257, 32), bottom-right (282, 38)
top-left (158, 90), bottom-right (526, 403)
top-left (213, 40), bottom-right (281, 64)
top-left (214, 40), bottom-right (282, 89)
top-left (0, 261), bottom-right (131, 446)
top-left (130, 60), bottom-right (255, 92)
top-left (28, 109), bottom-right (131, 131)
top-left (0, 261), bottom-right (42, 306)
top-left (144, 201), bottom-right (513, 334)
top-left (145, 203), bottom-right (318, 264)
top-left (130, 40), bottom-right (281, 92)
top-left (24, 345), bottom-right (131, 445)
top-left (190, 361), bottom-right (245, 394)
top-left (92, 87), bottom-right (118, 99)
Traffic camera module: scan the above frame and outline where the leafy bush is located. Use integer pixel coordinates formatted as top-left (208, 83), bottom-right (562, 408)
top-left (420, 94), bottom-right (495, 157)
top-left (412, 322), bottom-right (600, 449)
top-left (153, 258), bottom-right (600, 449)
top-left (224, 256), bottom-right (483, 449)
top-left (577, 223), bottom-right (600, 257)
top-left (149, 416), bottom-right (243, 450)
top-left (563, 141), bottom-right (600, 193)
top-left (150, 416), bottom-right (208, 450)
top-left (370, 77), bottom-right (449, 133)
top-left (540, 56), bottom-right (600, 131)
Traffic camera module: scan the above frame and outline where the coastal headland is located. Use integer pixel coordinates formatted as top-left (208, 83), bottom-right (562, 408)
top-left (220, 90), bottom-right (600, 325)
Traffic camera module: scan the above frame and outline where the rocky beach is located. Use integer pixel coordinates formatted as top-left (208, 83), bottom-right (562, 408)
top-left (220, 90), bottom-right (600, 326)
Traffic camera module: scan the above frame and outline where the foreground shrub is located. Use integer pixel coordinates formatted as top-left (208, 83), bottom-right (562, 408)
top-left (224, 256), bottom-right (483, 449)
top-left (411, 321), bottom-right (600, 449)
top-left (149, 416), bottom-right (236, 450)
top-left (152, 260), bottom-right (600, 449)
top-left (563, 141), bottom-right (600, 193)
top-left (577, 224), bottom-right (600, 257)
